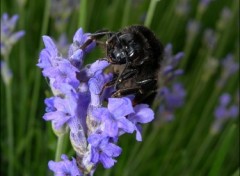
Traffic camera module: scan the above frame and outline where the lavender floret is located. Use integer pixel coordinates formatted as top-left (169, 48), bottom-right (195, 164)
top-left (48, 154), bottom-right (83, 176)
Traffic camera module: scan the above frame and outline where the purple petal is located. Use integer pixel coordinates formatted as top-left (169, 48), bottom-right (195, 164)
top-left (229, 105), bottom-right (239, 118)
top-left (108, 98), bottom-right (134, 118)
top-left (88, 134), bottom-right (105, 147)
top-left (69, 49), bottom-right (84, 66)
top-left (130, 104), bottom-right (154, 124)
top-left (48, 155), bottom-right (82, 176)
top-left (174, 52), bottom-right (184, 62)
top-left (37, 49), bottom-right (52, 69)
top-left (9, 31), bottom-right (25, 43)
top-left (117, 117), bottom-right (135, 134)
top-left (9, 15), bottom-right (19, 26)
top-left (88, 74), bottom-right (105, 95)
top-left (135, 124), bottom-right (143, 141)
top-left (104, 118), bottom-right (118, 137)
top-left (90, 147), bottom-right (99, 163)
top-left (220, 93), bottom-right (231, 106)
top-left (42, 36), bottom-right (58, 55)
top-left (91, 107), bottom-right (110, 121)
top-left (214, 106), bottom-right (227, 119)
top-left (99, 153), bottom-right (116, 169)
top-left (174, 69), bottom-right (184, 76)
top-left (43, 111), bottom-right (71, 129)
top-left (163, 65), bottom-right (174, 75)
top-left (73, 28), bottom-right (84, 43)
top-left (102, 143), bottom-right (122, 157)
top-left (86, 60), bottom-right (110, 76)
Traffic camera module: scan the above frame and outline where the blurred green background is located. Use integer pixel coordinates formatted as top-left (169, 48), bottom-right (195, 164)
top-left (1, 0), bottom-right (239, 175)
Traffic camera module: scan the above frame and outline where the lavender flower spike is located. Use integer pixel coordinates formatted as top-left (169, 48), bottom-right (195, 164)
top-left (38, 27), bottom-right (157, 175)
top-left (157, 83), bottom-right (186, 122)
top-left (1, 13), bottom-right (25, 58)
top-left (217, 54), bottom-right (239, 88)
top-left (211, 93), bottom-right (239, 134)
top-left (159, 43), bottom-right (184, 86)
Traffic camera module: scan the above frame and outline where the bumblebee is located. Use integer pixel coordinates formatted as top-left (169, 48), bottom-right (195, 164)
top-left (82, 25), bottom-right (164, 106)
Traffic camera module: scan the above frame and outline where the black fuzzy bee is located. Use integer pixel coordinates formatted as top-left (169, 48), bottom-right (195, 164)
top-left (82, 25), bottom-right (164, 106)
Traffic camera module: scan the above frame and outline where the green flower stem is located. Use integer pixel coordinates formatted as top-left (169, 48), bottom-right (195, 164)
top-left (232, 168), bottom-right (240, 176)
top-left (160, 80), bottom-right (207, 172)
top-left (156, 0), bottom-right (177, 39)
top-left (144, 0), bottom-right (160, 27)
top-left (103, 169), bottom-right (112, 176)
top-left (186, 86), bottom-right (221, 148)
top-left (6, 82), bottom-right (14, 176)
top-left (18, 5), bottom-right (28, 144)
top-left (3, 54), bottom-right (14, 176)
top-left (122, 123), bottom-right (155, 175)
top-left (160, 45), bottom-right (215, 171)
top-left (28, 0), bottom-right (50, 129)
top-left (124, 126), bottom-right (161, 174)
top-left (26, 0), bottom-right (51, 169)
top-left (188, 135), bottom-right (214, 174)
top-left (180, 34), bottom-right (197, 69)
top-left (55, 134), bottom-right (66, 161)
top-left (78, 0), bottom-right (88, 29)
top-left (215, 0), bottom-right (238, 58)
top-left (107, 0), bottom-right (120, 29)
top-left (205, 124), bottom-right (236, 176)
top-left (121, 0), bottom-right (131, 27)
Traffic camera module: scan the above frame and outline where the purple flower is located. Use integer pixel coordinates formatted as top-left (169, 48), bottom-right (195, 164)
top-left (43, 59), bottom-right (80, 91)
top-left (88, 72), bottom-right (105, 107)
top-left (88, 134), bottom-right (122, 168)
top-left (158, 83), bottom-right (186, 122)
top-left (48, 154), bottom-right (82, 176)
top-left (217, 54), bottom-right (239, 88)
top-left (162, 83), bottom-right (186, 109)
top-left (43, 92), bottom-right (77, 131)
top-left (1, 13), bottom-right (25, 57)
top-left (203, 29), bottom-right (217, 51)
top-left (159, 44), bottom-right (184, 86)
top-left (37, 36), bottom-right (60, 70)
top-left (37, 35), bottom-right (82, 95)
top-left (128, 104), bottom-right (155, 141)
top-left (211, 93), bottom-right (239, 133)
top-left (38, 27), bottom-right (157, 174)
top-left (69, 28), bottom-right (96, 67)
top-left (50, 0), bottom-right (80, 33)
top-left (214, 93), bottom-right (238, 119)
top-left (90, 97), bottom-right (135, 137)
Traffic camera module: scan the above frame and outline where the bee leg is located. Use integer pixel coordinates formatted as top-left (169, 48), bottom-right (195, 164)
top-left (99, 76), bottom-right (118, 95)
top-left (134, 79), bottom-right (158, 105)
top-left (114, 69), bottom-right (138, 88)
top-left (136, 79), bottom-right (157, 88)
top-left (112, 87), bottom-right (141, 98)
top-left (101, 69), bottom-right (138, 95)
